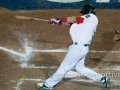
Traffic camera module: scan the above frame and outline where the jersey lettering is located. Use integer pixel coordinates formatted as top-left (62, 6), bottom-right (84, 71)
top-left (85, 15), bottom-right (90, 18)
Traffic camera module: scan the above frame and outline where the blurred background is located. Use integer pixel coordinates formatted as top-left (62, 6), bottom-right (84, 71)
top-left (0, 0), bottom-right (120, 10)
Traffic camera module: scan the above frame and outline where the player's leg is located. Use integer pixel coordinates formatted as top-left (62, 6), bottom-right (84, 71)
top-left (37, 45), bottom-right (84, 89)
top-left (75, 57), bottom-right (110, 88)
top-left (45, 46), bottom-right (83, 87)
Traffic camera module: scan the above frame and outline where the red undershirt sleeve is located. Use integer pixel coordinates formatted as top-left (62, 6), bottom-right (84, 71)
top-left (76, 16), bottom-right (84, 24)
top-left (60, 17), bottom-right (73, 27)
top-left (58, 17), bottom-right (67, 26)
top-left (59, 17), bottom-right (83, 26)
top-left (60, 17), bottom-right (67, 22)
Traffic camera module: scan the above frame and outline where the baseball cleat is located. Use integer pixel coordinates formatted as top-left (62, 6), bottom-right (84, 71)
top-left (101, 77), bottom-right (110, 88)
top-left (36, 82), bottom-right (52, 90)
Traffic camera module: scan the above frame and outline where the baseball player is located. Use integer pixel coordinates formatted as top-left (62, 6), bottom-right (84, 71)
top-left (36, 4), bottom-right (110, 90)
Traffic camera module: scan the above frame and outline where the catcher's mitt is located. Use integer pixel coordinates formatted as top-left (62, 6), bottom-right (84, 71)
top-left (114, 30), bottom-right (120, 41)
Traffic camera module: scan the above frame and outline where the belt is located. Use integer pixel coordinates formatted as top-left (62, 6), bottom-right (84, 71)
top-left (72, 42), bottom-right (89, 46)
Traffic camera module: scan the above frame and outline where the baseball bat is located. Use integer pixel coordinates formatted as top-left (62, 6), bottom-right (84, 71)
top-left (15, 15), bottom-right (49, 22)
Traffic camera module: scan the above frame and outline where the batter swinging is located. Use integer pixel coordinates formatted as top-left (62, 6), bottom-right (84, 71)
top-left (36, 4), bottom-right (110, 90)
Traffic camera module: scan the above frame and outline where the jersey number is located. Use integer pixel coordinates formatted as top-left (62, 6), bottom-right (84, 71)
top-left (85, 15), bottom-right (90, 18)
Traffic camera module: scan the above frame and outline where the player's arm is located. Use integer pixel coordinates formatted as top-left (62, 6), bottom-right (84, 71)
top-left (48, 16), bottom-right (84, 26)
top-left (48, 18), bottom-right (72, 27)
top-left (60, 22), bottom-right (73, 27)
top-left (60, 16), bottom-right (84, 24)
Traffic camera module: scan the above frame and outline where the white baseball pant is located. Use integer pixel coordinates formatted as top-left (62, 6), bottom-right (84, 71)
top-left (45, 44), bottom-right (103, 87)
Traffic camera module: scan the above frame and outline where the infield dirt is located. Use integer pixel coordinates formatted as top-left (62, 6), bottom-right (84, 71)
top-left (0, 8), bottom-right (120, 90)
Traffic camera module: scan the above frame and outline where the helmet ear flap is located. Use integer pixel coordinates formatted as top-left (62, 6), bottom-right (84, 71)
top-left (91, 7), bottom-right (96, 15)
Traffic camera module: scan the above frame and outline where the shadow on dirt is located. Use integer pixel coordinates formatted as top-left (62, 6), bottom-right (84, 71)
top-left (86, 57), bottom-right (120, 69)
top-left (86, 32), bottom-right (117, 68)
top-left (32, 53), bottom-right (60, 78)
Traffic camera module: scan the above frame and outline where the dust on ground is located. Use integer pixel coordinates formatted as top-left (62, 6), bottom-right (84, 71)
top-left (0, 8), bottom-right (120, 90)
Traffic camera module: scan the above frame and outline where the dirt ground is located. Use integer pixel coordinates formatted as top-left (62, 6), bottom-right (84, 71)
top-left (0, 7), bottom-right (120, 90)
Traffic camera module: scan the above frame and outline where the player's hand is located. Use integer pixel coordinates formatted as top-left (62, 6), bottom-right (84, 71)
top-left (48, 18), bottom-right (60, 25)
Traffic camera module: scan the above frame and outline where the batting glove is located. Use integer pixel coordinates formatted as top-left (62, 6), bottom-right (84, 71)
top-left (48, 18), bottom-right (60, 25)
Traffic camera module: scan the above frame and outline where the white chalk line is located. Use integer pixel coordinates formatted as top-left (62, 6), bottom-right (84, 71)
top-left (22, 64), bottom-right (120, 71)
top-left (23, 64), bottom-right (58, 69)
top-left (1, 46), bottom-right (119, 89)
top-left (14, 78), bottom-right (120, 90)
top-left (0, 46), bottom-right (120, 70)
top-left (32, 49), bottom-right (120, 53)
top-left (1, 46), bottom-right (120, 55)
top-left (0, 47), bottom-right (24, 57)
top-left (0, 45), bottom-right (120, 68)
top-left (14, 78), bottom-right (42, 90)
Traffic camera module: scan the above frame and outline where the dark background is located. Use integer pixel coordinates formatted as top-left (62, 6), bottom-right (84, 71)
top-left (0, 0), bottom-right (120, 10)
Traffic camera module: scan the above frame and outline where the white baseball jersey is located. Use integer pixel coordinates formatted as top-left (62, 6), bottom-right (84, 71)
top-left (70, 13), bottom-right (98, 44)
